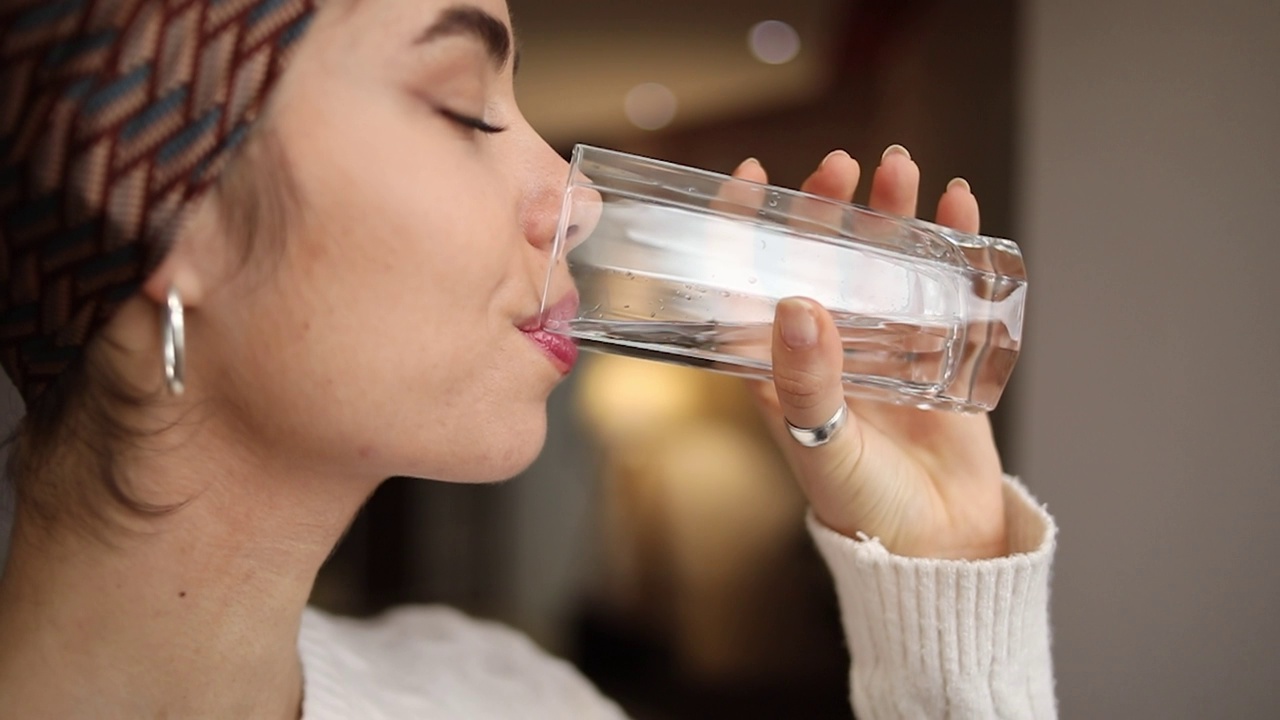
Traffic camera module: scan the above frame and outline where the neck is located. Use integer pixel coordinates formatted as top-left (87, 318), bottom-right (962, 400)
top-left (0, 435), bottom-right (374, 720)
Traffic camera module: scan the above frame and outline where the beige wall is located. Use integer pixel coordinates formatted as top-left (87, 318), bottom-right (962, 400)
top-left (1016, 0), bottom-right (1280, 716)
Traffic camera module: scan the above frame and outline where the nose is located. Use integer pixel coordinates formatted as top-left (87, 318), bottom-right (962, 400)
top-left (519, 141), bottom-right (569, 254)
top-left (520, 141), bottom-right (601, 259)
top-left (562, 178), bottom-right (602, 255)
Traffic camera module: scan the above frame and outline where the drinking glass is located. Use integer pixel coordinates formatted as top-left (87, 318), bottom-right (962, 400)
top-left (540, 145), bottom-right (1027, 412)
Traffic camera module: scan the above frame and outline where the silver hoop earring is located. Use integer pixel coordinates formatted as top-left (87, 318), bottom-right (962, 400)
top-left (163, 285), bottom-right (185, 396)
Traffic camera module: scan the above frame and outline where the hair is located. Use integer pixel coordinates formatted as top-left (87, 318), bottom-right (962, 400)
top-left (3, 122), bottom-right (300, 534)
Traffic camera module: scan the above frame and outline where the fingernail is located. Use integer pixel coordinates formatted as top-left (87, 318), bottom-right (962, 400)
top-left (738, 157), bottom-right (761, 172)
top-left (779, 299), bottom-right (818, 350)
top-left (947, 176), bottom-right (971, 193)
top-left (820, 149), bottom-right (851, 168)
top-left (881, 144), bottom-right (911, 162)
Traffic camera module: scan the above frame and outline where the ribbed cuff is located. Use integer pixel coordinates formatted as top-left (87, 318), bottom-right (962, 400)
top-left (807, 476), bottom-right (1058, 720)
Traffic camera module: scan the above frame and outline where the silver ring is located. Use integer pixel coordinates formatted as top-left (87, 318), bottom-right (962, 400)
top-left (163, 285), bottom-right (185, 396)
top-left (785, 404), bottom-right (847, 448)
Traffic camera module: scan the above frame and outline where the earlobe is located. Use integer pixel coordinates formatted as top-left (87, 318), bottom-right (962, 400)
top-left (140, 197), bottom-right (223, 309)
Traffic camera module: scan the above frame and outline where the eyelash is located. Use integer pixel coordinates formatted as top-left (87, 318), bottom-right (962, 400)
top-left (438, 107), bottom-right (507, 135)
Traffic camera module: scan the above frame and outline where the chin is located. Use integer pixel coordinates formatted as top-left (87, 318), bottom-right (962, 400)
top-left (433, 414), bottom-right (549, 484)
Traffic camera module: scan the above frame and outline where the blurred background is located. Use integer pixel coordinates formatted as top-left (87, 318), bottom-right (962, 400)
top-left (2, 0), bottom-right (1278, 717)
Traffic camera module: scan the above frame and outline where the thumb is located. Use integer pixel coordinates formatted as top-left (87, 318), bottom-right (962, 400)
top-left (770, 298), bottom-right (866, 484)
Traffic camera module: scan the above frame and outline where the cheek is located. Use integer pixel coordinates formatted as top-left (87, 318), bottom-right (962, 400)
top-left (241, 174), bottom-right (527, 443)
top-left (228, 75), bottom-right (547, 474)
top-left (276, 53), bottom-right (527, 331)
top-left (287, 172), bottom-right (508, 349)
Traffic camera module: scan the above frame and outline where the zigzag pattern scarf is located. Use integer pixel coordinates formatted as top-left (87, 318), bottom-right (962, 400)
top-left (0, 0), bottom-right (316, 403)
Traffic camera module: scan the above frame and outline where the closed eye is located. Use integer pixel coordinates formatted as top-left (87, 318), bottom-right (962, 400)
top-left (438, 107), bottom-right (508, 134)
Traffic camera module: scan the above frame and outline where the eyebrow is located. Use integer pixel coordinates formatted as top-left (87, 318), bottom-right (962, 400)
top-left (414, 5), bottom-right (515, 73)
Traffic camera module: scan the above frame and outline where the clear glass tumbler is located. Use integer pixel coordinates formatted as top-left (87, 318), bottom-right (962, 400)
top-left (540, 145), bottom-right (1027, 412)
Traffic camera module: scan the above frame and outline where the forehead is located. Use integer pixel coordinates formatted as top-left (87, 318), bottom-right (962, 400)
top-left (293, 0), bottom-right (515, 83)
top-left (338, 0), bottom-right (512, 35)
top-left (314, 0), bottom-right (515, 73)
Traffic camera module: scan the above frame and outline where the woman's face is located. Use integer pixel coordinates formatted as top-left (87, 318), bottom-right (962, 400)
top-left (195, 0), bottom-right (582, 483)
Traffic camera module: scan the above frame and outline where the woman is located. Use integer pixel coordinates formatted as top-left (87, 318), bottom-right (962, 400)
top-left (0, 0), bottom-right (1056, 717)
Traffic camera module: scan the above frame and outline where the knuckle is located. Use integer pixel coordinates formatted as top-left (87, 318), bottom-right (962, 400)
top-left (772, 365), bottom-right (828, 410)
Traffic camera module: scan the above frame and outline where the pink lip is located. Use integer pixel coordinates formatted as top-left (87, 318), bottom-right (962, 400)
top-left (520, 292), bottom-right (580, 374)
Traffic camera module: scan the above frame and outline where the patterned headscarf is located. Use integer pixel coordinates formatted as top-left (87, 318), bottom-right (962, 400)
top-left (0, 0), bottom-right (317, 404)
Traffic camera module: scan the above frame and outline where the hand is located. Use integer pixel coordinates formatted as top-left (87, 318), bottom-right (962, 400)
top-left (737, 146), bottom-right (1007, 560)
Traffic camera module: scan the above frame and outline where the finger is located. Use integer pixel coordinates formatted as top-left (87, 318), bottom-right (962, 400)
top-left (868, 144), bottom-right (920, 218)
top-left (733, 156), bottom-right (768, 184)
top-left (935, 177), bottom-right (980, 233)
top-left (800, 149), bottom-right (861, 201)
top-left (709, 157), bottom-right (769, 216)
top-left (790, 150), bottom-right (861, 237)
top-left (770, 297), bottom-right (863, 466)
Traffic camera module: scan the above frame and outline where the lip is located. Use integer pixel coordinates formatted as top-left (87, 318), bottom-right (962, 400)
top-left (520, 292), bottom-right (580, 374)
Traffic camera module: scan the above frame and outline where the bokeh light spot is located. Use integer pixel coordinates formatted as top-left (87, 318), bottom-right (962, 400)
top-left (749, 20), bottom-right (801, 65)
top-left (624, 83), bottom-right (678, 131)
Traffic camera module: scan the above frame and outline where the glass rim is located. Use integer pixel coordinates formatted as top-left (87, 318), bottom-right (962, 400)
top-left (570, 142), bottom-right (1018, 254)
top-left (566, 144), bottom-right (1025, 281)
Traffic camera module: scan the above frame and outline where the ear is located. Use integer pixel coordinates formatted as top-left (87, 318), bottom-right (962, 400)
top-left (140, 194), bottom-right (227, 309)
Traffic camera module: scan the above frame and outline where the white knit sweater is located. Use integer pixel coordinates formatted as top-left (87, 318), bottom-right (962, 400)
top-left (299, 477), bottom-right (1057, 719)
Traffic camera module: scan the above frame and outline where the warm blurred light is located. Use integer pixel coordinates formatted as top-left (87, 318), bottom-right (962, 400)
top-left (624, 82), bottom-right (678, 131)
top-left (748, 20), bottom-right (801, 65)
